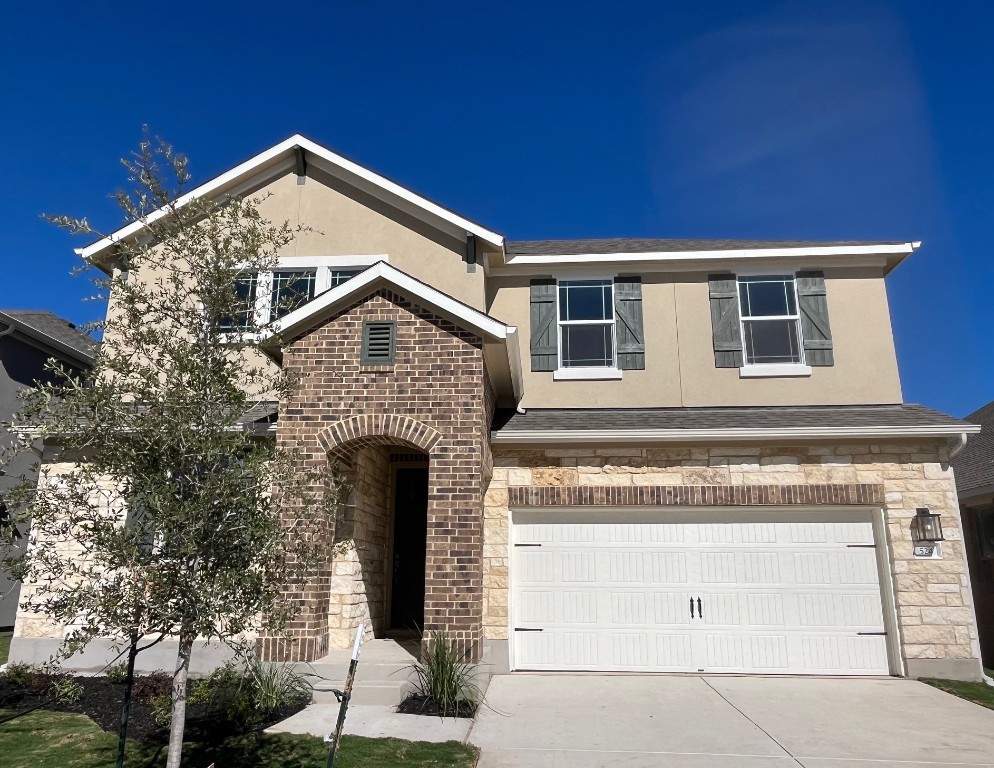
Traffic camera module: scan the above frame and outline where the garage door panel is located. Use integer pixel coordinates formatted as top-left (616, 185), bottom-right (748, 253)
top-left (512, 515), bottom-right (889, 675)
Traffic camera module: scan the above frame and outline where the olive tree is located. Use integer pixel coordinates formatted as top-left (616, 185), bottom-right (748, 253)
top-left (1, 134), bottom-right (341, 768)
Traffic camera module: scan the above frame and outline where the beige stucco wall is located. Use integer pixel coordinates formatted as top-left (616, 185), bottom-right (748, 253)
top-left (483, 441), bottom-right (981, 678)
top-left (486, 267), bottom-right (903, 408)
top-left (254, 168), bottom-right (485, 309)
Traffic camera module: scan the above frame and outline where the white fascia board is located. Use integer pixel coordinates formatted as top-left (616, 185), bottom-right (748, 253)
top-left (294, 137), bottom-right (504, 248)
top-left (260, 261), bottom-right (510, 343)
top-left (77, 134), bottom-right (503, 262)
top-left (501, 243), bottom-right (917, 269)
top-left (491, 423), bottom-right (981, 445)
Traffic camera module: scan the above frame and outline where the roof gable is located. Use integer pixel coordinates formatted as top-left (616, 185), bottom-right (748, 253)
top-left (260, 261), bottom-right (513, 346)
top-left (78, 135), bottom-right (504, 264)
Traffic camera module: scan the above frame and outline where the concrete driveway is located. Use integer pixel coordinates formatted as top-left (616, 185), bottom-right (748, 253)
top-left (469, 674), bottom-right (994, 767)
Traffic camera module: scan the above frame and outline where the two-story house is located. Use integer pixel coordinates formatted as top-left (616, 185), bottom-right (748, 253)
top-left (8, 136), bottom-right (983, 683)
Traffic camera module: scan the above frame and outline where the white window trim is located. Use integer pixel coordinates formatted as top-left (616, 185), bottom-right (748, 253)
top-left (553, 367), bottom-right (623, 381)
top-left (739, 363), bottom-right (812, 378)
top-left (737, 273), bottom-right (807, 373)
top-left (555, 276), bottom-right (618, 376)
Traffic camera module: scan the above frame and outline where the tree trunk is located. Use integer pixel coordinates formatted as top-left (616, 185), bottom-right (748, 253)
top-left (165, 632), bottom-right (194, 768)
top-left (115, 635), bottom-right (140, 768)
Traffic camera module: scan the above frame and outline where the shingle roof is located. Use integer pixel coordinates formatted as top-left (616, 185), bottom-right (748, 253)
top-left (952, 400), bottom-right (994, 495)
top-left (504, 239), bottom-right (909, 256)
top-left (0, 310), bottom-right (98, 365)
top-left (492, 403), bottom-right (970, 435)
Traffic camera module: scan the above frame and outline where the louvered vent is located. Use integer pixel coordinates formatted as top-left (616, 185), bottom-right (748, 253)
top-left (361, 321), bottom-right (396, 365)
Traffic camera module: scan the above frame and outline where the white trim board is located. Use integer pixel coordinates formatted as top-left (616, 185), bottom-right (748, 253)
top-left (77, 135), bottom-right (504, 263)
top-left (491, 424), bottom-right (980, 444)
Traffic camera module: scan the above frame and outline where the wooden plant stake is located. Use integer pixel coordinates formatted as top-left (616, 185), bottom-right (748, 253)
top-left (325, 622), bottom-right (365, 768)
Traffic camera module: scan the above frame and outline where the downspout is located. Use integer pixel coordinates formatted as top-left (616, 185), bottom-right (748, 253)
top-left (948, 432), bottom-right (969, 460)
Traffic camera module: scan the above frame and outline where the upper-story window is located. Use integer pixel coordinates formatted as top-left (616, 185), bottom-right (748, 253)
top-left (737, 275), bottom-right (803, 366)
top-left (558, 279), bottom-right (615, 368)
top-left (270, 269), bottom-right (317, 320)
top-left (218, 267), bottom-right (364, 332)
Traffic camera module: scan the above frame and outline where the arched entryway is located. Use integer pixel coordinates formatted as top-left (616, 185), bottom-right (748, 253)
top-left (319, 415), bottom-right (442, 649)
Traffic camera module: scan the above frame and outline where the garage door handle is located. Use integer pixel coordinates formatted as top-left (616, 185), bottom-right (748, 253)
top-left (689, 597), bottom-right (695, 619)
top-left (514, 543), bottom-right (542, 547)
top-left (514, 627), bottom-right (543, 632)
top-left (856, 631), bottom-right (887, 636)
top-left (697, 597), bottom-right (703, 619)
top-left (846, 544), bottom-right (876, 548)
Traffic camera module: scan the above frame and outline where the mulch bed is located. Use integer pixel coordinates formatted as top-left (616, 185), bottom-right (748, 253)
top-left (397, 693), bottom-right (476, 718)
top-left (0, 675), bottom-right (307, 744)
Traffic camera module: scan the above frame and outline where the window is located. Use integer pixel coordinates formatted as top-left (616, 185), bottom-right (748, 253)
top-left (737, 275), bottom-right (803, 365)
top-left (558, 279), bottom-right (615, 368)
top-left (219, 264), bottom-right (367, 333)
top-left (269, 270), bottom-right (316, 320)
top-left (217, 273), bottom-right (257, 332)
top-left (329, 268), bottom-right (362, 288)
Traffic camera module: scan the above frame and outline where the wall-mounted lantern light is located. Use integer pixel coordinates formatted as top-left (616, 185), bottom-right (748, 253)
top-left (912, 508), bottom-right (944, 543)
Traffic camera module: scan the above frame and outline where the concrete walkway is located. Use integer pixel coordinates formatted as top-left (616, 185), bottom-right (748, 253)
top-left (469, 674), bottom-right (994, 767)
top-left (267, 703), bottom-right (473, 743)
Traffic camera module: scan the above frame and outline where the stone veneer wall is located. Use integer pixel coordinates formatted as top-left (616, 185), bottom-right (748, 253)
top-left (327, 445), bottom-right (391, 647)
top-left (482, 442), bottom-right (982, 679)
top-left (267, 289), bottom-right (488, 661)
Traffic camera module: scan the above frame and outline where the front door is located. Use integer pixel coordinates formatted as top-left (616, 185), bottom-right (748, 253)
top-left (390, 467), bottom-right (428, 631)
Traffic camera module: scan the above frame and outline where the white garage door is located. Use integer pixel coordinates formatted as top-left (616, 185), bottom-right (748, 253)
top-left (511, 512), bottom-right (890, 675)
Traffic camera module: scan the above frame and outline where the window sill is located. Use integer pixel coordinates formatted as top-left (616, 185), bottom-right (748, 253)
top-left (739, 364), bottom-right (812, 378)
top-left (553, 367), bottom-right (623, 381)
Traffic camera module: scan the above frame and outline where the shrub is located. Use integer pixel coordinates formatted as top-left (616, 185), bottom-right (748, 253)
top-left (3, 662), bottom-right (30, 686)
top-left (246, 656), bottom-right (312, 713)
top-left (186, 676), bottom-right (213, 705)
top-left (408, 630), bottom-right (483, 717)
top-left (150, 693), bottom-right (172, 727)
top-left (133, 671), bottom-right (172, 702)
top-left (104, 663), bottom-right (129, 684)
top-left (50, 675), bottom-right (84, 704)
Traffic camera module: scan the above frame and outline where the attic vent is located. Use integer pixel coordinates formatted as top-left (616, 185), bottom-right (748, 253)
top-left (361, 321), bottom-right (396, 365)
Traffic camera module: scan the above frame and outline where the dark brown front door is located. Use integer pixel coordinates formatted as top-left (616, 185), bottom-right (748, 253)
top-left (390, 467), bottom-right (428, 631)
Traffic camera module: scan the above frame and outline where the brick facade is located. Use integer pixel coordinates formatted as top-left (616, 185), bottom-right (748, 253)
top-left (483, 443), bottom-right (982, 676)
top-left (265, 288), bottom-right (489, 662)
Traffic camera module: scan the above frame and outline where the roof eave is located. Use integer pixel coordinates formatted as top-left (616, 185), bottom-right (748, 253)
top-left (491, 423), bottom-right (979, 445)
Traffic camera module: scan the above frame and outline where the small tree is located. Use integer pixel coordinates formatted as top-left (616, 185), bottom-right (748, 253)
top-left (1, 134), bottom-right (341, 768)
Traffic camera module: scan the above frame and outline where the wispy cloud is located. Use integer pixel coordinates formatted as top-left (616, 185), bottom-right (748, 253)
top-left (645, 3), bottom-right (939, 234)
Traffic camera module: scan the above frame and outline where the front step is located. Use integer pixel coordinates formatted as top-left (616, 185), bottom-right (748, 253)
top-left (311, 678), bottom-right (414, 706)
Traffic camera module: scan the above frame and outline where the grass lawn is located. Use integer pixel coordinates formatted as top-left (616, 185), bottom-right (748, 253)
top-left (0, 632), bottom-right (10, 665)
top-left (922, 676), bottom-right (994, 711)
top-left (0, 709), bottom-right (479, 768)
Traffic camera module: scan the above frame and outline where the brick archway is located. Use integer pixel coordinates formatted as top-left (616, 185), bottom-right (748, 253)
top-left (317, 414), bottom-right (442, 462)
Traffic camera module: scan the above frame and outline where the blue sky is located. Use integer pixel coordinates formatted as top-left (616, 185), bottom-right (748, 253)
top-left (0, 1), bottom-right (989, 416)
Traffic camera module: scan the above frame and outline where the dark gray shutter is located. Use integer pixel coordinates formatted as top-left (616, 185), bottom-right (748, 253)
top-left (709, 274), bottom-right (744, 367)
top-left (529, 279), bottom-right (557, 371)
top-left (614, 276), bottom-right (645, 370)
top-left (361, 321), bottom-right (396, 365)
top-left (796, 271), bottom-right (834, 366)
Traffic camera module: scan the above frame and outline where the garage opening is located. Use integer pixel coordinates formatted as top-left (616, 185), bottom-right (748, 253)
top-left (510, 508), bottom-right (892, 675)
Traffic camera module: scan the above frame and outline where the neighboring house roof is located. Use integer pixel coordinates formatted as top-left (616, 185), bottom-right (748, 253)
top-left (258, 261), bottom-right (523, 403)
top-left (0, 310), bottom-right (98, 368)
top-left (78, 135), bottom-right (504, 267)
top-left (952, 400), bottom-right (994, 498)
top-left (491, 404), bottom-right (977, 444)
